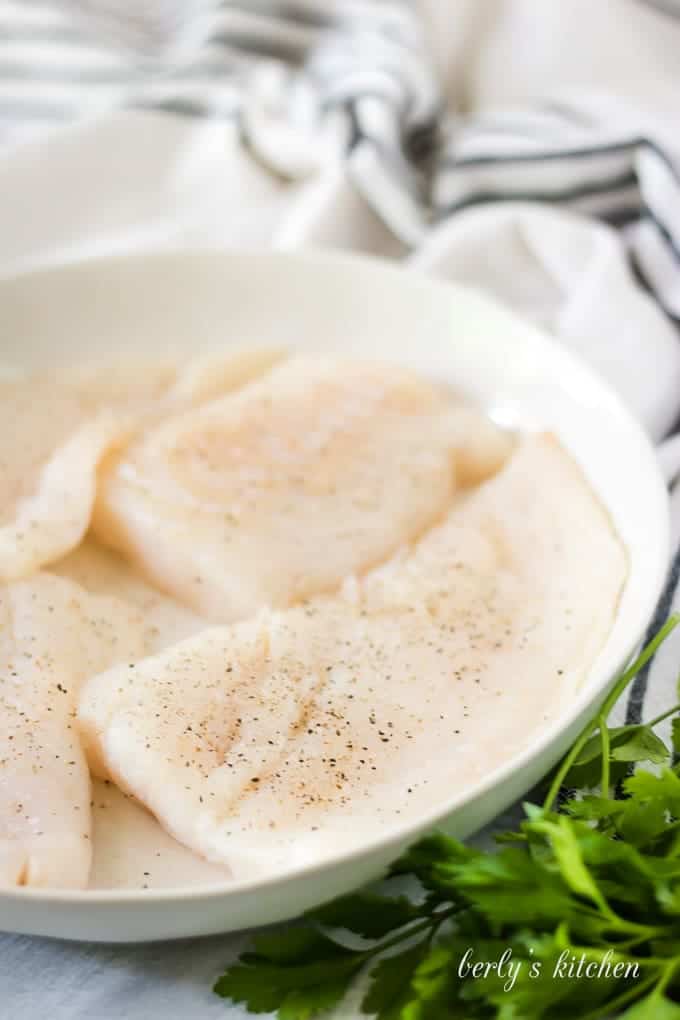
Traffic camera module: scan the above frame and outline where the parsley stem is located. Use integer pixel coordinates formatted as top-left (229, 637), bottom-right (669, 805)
top-left (599, 714), bottom-right (610, 795)
top-left (645, 701), bottom-right (680, 729)
top-left (359, 906), bottom-right (458, 959)
top-left (610, 920), bottom-right (666, 938)
top-left (572, 905), bottom-right (663, 938)
top-left (543, 615), bottom-right (680, 812)
top-left (657, 958), bottom-right (679, 994)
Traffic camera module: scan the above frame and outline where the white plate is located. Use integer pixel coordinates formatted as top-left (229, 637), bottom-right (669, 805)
top-left (0, 250), bottom-right (668, 942)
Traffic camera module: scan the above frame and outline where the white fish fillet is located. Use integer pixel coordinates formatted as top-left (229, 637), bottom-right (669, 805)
top-left (92, 357), bottom-right (511, 620)
top-left (53, 538), bottom-right (205, 656)
top-left (0, 349), bottom-right (284, 584)
top-left (49, 347), bottom-right (285, 412)
top-left (0, 379), bottom-right (129, 582)
top-left (78, 435), bottom-right (627, 880)
top-left (0, 573), bottom-right (155, 889)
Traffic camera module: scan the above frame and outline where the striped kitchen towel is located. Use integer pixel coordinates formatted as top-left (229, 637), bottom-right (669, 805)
top-left (1, 0), bottom-right (680, 765)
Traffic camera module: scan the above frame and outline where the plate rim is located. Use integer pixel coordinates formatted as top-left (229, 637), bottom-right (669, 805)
top-left (0, 247), bottom-right (669, 908)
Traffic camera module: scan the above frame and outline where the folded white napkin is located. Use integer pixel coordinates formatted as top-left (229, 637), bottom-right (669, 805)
top-left (1, 3), bottom-right (680, 1015)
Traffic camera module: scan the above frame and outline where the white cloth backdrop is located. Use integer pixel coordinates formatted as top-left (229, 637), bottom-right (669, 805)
top-left (1, 2), bottom-right (680, 1017)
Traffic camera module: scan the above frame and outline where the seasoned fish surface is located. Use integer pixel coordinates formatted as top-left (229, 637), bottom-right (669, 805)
top-left (79, 435), bottom-right (626, 880)
top-left (0, 574), bottom-right (153, 888)
top-left (92, 357), bottom-right (510, 620)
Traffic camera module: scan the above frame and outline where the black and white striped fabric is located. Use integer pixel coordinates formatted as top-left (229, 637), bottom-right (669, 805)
top-left (2, 1), bottom-right (679, 311)
top-left (2, 4), bottom-right (680, 1016)
top-left (437, 120), bottom-right (680, 325)
top-left (1, 0), bottom-right (680, 808)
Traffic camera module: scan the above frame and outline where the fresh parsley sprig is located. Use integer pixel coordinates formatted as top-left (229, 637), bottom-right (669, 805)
top-left (214, 615), bottom-right (680, 1019)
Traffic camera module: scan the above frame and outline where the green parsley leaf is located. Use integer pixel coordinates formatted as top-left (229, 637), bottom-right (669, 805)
top-left (621, 992), bottom-right (680, 1019)
top-left (361, 944), bottom-right (428, 1020)
top-left (624, 767), bottom-right (680, 814)
top-left (247, 927), bottom-right (343, 964)
top-left (609, 727), bottom-right (671, 764)
top-left (389, 834), bottom-right (471, 896)
top-left (404, 943), bottom-right (466, 1020)
top-left (214, 928), bottom-right (363, 1018)
top-left (276, 981), bottom-right (354, 1020)
top-left (437, 843), bottom-right (577, 928)
top-left (565, 795), bottom-right (624, 822)
top-left (309, 892), bottom-right (424, 939)
top-left (563, 725), bottom-right (670, 789)
top-left (529, 814), bottom-right (608, 910)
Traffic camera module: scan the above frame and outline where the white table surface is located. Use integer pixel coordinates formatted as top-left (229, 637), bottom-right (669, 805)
top-left (0, 930), bottom-right (250, 1019)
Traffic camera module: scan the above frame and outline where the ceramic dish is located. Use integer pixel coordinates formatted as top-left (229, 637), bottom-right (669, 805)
top-left (0, 250), bottom-right (668, 942)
